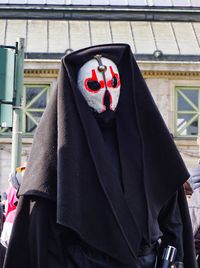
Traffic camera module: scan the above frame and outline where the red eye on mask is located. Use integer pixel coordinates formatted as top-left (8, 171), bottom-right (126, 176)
top-left (84, 70), bottom-right (104, 93)
top-left (107, 66), bottom-right (121, 89)
top-left (84, 67), bottom-right (120, 93)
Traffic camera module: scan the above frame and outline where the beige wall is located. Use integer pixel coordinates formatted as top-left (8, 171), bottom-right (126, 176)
top-left (1, 60), bottom-right (200, 192)
top-left (146, 76), bottom-right (200, 170)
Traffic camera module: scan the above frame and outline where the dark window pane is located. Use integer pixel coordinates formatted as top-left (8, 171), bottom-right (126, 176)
top-left (26, 86), bottom-right (48, 108)
top-left (25, 117), bottom-right (37, 133)
top-left (178, 94), bottom-right (196, 111)
top-left (25, 112), bottom-right (43, 133)
top-left (188, 121), bottom-right (198, 136)
top-left (26, 87), bottom-right (41, 104)
top-left (177, 114), bottom-right (198, 136)
top-left (0, 127), bottom-right (12, 134)
top-left (181, 89), bottom-right (198, 107)
top-left (30, 91), bottom-right (47, 109)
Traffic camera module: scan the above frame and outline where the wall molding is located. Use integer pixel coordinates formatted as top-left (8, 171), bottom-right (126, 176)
top-left (143, 70), bottom-right (200, 79)
top-left (1, 5), bottom-right (200, 22)
top-left (25, 69), bottom-right (58, 78)
top-left (24, 69), bottom-right (200, 79)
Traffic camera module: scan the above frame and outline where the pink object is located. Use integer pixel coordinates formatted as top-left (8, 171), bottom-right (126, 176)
top-left (5, 186), bottom-right (17, 218)
top-left (5, 209), bottom-right (16, 223)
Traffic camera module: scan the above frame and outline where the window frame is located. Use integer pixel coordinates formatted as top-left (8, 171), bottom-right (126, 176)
top-left (22, 83), bottom-right (51, 136)
top-left (0, 79), bottom-right (55, 139)
top-left (175, 85), bottom-right (200, 139)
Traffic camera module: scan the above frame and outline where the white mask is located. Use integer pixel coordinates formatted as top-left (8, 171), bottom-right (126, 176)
top-left (77, 55), bottom-right (121, 113)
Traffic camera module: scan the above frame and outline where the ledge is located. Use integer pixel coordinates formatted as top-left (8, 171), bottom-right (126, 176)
top-left (175, 139), bottom-right (197, 147)
top-left (0, 138), bottom-right (33, 144)
top-left (24, 68), bottom-right (200, 80)
top-left (25, 53), bottom-right (200, 63)
top-left (0, 5), bottom-right (200, 22)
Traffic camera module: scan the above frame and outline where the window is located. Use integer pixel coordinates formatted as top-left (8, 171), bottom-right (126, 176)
top-left (23, 84), bottom-right (50, 134)
top-left (0, 84), bottom-right (50, 137)
top-left (175, 87), bottom-right (200, 138)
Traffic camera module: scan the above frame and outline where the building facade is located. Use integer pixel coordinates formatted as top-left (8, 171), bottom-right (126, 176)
top-left (1, 0), bottom-right (200, 191)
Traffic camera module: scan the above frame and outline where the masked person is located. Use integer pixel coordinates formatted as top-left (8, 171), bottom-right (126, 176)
top-left (3, 44), bottom-right (197, 268)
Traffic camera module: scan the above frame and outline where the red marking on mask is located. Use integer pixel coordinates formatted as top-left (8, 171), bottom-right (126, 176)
top-left (84, 67), bottom-right (120, 93)
top-left (84, 69), bottom-right (104, 93)
top-left (107, 66), bottom-right (121, 88)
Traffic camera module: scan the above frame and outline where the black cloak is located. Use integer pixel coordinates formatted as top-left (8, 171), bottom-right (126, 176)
top-left (3, 44), bottom-right (197, 267)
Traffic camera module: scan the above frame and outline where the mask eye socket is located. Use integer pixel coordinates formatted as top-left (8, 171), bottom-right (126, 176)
top-left (87, 80), bottom-right (101, 91)
top-left (111, 76), bottom-right (118, 88)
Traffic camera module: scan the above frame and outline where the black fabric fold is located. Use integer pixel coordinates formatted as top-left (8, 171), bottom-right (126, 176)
top-left (18, 43), bottom-right (193, 265)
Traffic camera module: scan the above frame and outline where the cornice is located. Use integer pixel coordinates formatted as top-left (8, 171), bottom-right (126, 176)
top-left (0, 5), bottom-right (200, 22)
top-left (24, 69), bottom-right (58, 78)
top-left (143, 70), bottom-right (200, 79)
top-left (24, 69), bottom-right (200, 79)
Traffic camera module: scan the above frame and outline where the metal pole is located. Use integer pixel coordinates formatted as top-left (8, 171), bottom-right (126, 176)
top-left (11, 38), bottom-right (24, 172)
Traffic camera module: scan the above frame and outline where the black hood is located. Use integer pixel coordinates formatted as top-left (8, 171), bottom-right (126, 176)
top-left (19, 44), bottom-right (189, 265)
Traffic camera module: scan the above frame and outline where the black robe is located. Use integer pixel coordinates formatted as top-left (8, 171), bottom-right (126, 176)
top-left (0, 243), bottom-right (6, 268)
top-left (3, 44), bottom-right (197, 268)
